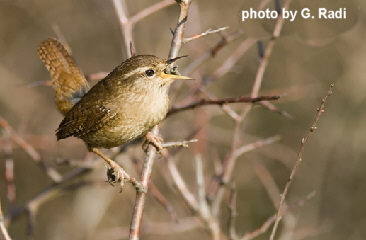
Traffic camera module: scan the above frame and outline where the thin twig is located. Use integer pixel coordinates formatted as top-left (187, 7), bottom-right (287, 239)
top-left (195, 154), bottom-right (210, 219)
top-left (260, 101), bottom-right (293, 119)
top-left (252, 159), bottom-right (281, 208)
top-left (269, 84), bottom-right (334, 240)
top-left (211, 135), bottom-right (281, 215)
top-left (112, 0), bottom-right (132, 57)
top-left (241, 192), bottom-right (316, 240)
top-left (129, 0), bottom-right (175, 25)
top-left (209, 0), bottom-right (293, 218)
top-left (227, 185), bottom-right (238, 240)
top-left (113, 0), bottom-right (176, 57)
top-left (167, 156), bottom-right (199, 212)
top-left (7, 166), bottom-right (92, 223)
top-left (0, 117), bottom-right (62, 182)
top-left (2, 130), bottom-right (16, 204)
top-left (233, 135), bottom-right (282, 159)
top-left (182, 31), bottom-right (243, 76)
top-left (168, 95), bottom-right (280, 116)
top-left (0, 200), bottom-right (12, 240)
top-left (251, 0), bottom-right (292, 99)
top-left (194, 153), bottom-right (220, 240)
top-left (211, 38), bottom-right (256, 81)
top-left (183, 26), bottom-right (229, 44)
top-left (162, 139), bottom-right (198, 148)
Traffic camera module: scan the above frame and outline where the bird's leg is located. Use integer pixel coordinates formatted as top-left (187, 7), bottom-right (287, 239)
top-left (91, 148), bottom-right (145, 192)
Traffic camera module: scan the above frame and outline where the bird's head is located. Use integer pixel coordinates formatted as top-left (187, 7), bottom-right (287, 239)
top-left (110, 55), bottom-right (192, 92)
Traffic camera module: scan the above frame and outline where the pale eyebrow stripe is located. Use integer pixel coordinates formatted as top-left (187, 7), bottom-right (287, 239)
top-left (122, 66), bottom-right (152, 79)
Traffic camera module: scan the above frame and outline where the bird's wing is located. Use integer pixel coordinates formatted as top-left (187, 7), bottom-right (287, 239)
top-left (38, 38), bottom-right (90, 115)
top-left (56, 104), bottom-right (117, 140)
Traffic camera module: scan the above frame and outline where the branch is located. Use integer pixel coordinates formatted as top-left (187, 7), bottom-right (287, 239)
top-left (227, 186), bottom-right (238, 240)
top-left (269, 84), bottom-right (334, 240)
top-left (183, 26), bottom-right (229, 44)
top-left (211, 135), bottom-right (281, 215)
top-left (128, 1), bottom-right (192, 239)
top-left (211, 38), bottom-right (256, 81)
top-left (129, 0), bottom-right (175, 24)
top-left (0, 200), bottom-right (12, 240)
top-left (241, 192), bottom-right (316, 240)
top-left (209, 0), bottom-right (294, 218)
top-left (112, 0), bottom-right (132, 57)
top-left (2, 130), bottom-right (16, 204)
top-left (250, 0), bottom-right (292, 99)
top-left (167, 156), bottom-right (199, 211)
top-left (260, 101), bottom-right (293, 119)
top-left (182, 30), bottom-right (242, 75)
top-left (130, 154), bottom-right (178, 222)
top-left (162, 139), bottom-right (198, 148)
top-left (113, 0), bottom-right (176, 57)
top-left (0, 117), bottom-right (62, 182)
top-left (168, 95), bottom-right (280, 116)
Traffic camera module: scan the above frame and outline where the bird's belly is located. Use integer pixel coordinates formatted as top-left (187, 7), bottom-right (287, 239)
top-left (83, 99), bottom-right (168, 148)
top-left (84, 123), bottom-right (148, 148)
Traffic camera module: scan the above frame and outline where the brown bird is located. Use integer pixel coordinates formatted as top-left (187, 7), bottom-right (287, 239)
top-left (38, 38), bottom-right (191, 185)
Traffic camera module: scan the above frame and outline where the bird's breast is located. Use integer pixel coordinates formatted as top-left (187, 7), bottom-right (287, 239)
top-left (111, 90), bottom-right (168, 140)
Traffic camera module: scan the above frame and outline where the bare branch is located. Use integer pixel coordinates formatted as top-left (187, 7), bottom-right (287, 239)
top-left (129, 1), bottom-right (192, 239)
top-left (130, 154), bottom-right (178, 222)
top-left (260, 101), bottom-right (293, 119)
top-left (195, 154), bottom-right (210, 219)
top-left (241, 192), bottom-right (316, 240)
top-left (162, 139), bottom-right (198, 148)
top-left (227, 186), bottom-right (238, 240)
top-left (211, 38), bottom-right (256, 81)
top-left (210, 0), bottom-right (294, 219)
top-left (183, 26), bottom-right (229, 44)
top-left (233, 135), bottom-right (282, 159)
top-left (2, 131), bottom-right (16, 204)
top-left (129, 0), bottom-right (175, 25)
top-left (168, 95), bottom-right (280, 116)
top-left (252, 159), bottom-right (281, 208)
top-left (182, 30), bottom-right (243, 75)
top-left (269, 84), bottom-right (334, 240)
top-left (167, 156), bottom-right (199, 212)
top-left (112, 0), bottom-right (133, 57)
top-left (211, 135), bottom-right (281, 215)
top-left (0, 117), bottom-right (62, 182)
top-left (0, 200), bottom-right (12, 240)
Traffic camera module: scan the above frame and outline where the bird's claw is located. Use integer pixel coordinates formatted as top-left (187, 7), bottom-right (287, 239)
top-left (144, 132), bottom-right (164, 153)
top-left (107, 166), bottom-right (125, 191)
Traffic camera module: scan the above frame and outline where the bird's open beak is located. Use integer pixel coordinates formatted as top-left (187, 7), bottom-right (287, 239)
top-left (160, 72), bottom-right (193, 81)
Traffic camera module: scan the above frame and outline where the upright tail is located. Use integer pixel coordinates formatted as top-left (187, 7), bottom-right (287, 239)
top-left (38, 38), bottom-right (89, 115)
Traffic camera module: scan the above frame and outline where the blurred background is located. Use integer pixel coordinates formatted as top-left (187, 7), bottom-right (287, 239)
top-left (0, 0), bottom-right (365, 239)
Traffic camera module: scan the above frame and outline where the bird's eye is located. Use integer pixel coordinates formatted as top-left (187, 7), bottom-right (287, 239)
top-left (145, 69), bottom-right (155, 77)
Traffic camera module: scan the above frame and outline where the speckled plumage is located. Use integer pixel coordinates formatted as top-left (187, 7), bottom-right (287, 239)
top-left (38, 39), bottom-right (190, 150)
top-left (56, 55), bottom-right (172, 148)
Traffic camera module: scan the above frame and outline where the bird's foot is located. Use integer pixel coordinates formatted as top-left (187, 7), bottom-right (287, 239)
top-left (92, 148), bottom-right (146, 192)
top-left (144, 132), bottom-right (165, 154)
top-left (106, 162), bottom-right (145, 193)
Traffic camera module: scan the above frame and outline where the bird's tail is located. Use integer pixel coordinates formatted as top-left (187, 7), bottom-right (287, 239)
top-left (38, 38), bottom-right (89, 115)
